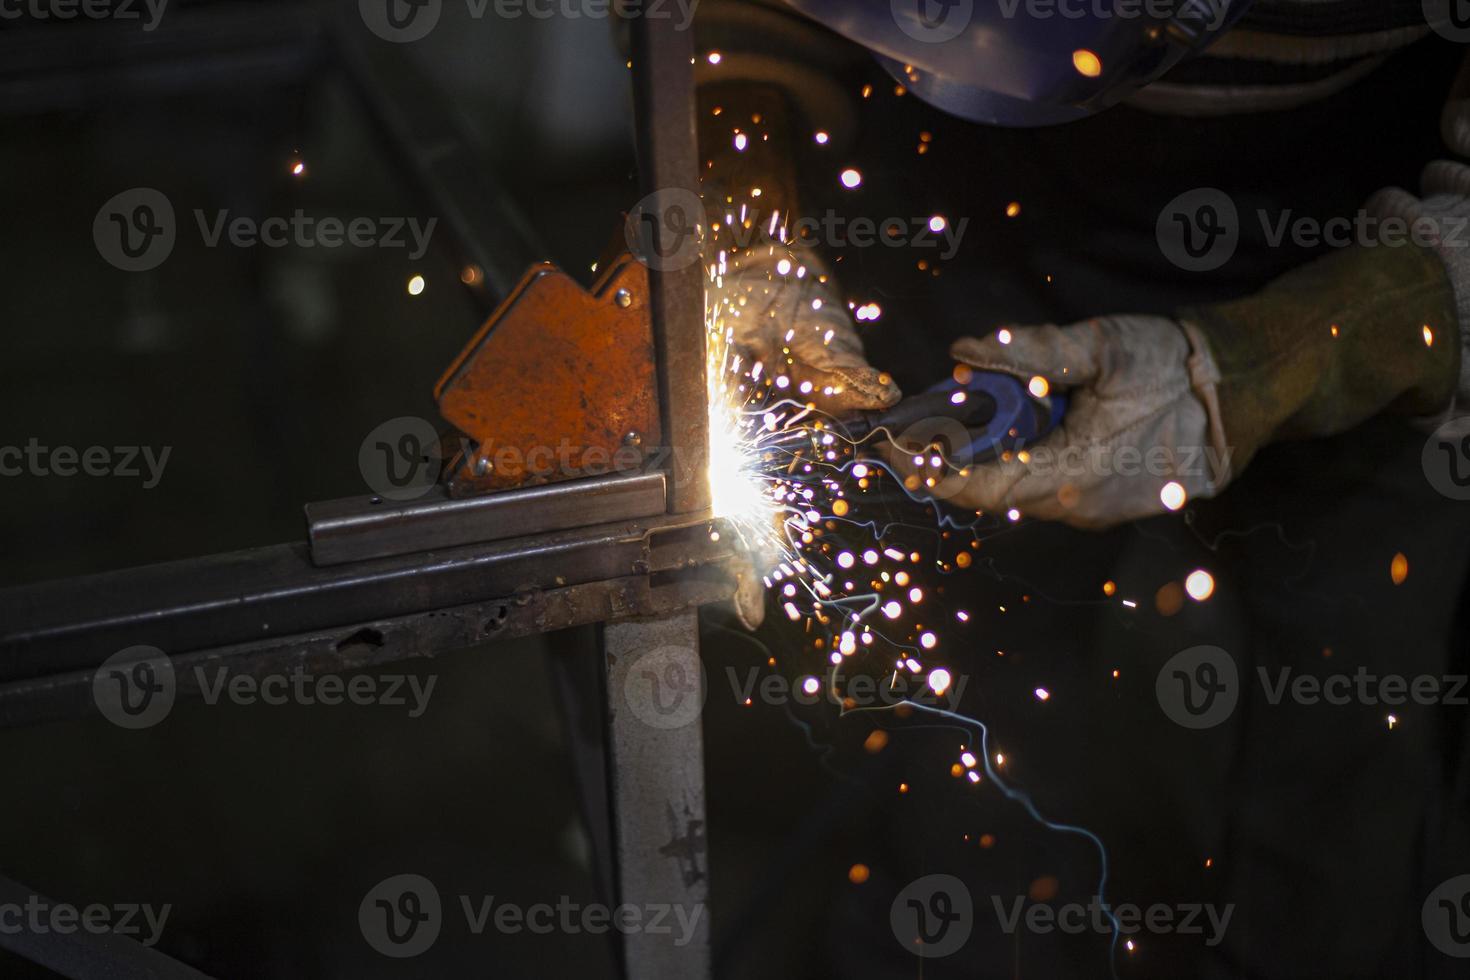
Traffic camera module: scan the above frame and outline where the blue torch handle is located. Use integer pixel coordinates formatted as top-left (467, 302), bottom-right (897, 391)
top-left (923, 371), bottom-right (1068, 464)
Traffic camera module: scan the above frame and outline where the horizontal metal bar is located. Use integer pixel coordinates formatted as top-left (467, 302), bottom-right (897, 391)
top-left (305, 471), bottom-right (669, 566)
top-left (0, 513), bottom-right (730, 684)
top-left (0, 565), bottom-right (737, 729)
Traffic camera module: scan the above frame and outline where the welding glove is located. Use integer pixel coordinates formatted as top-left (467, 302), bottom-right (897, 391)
top-left (893, 234), bottom-right (1461, 530)
top-left (711, 249), bottom-right (901, 412)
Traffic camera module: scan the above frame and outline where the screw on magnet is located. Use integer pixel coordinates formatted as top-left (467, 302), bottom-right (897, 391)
top-left (472, 455), bottom-right (493, 475)
top-left (623, 431), bottom-right (642, 447)
top-left (614, 288), bottom-right (633, 308)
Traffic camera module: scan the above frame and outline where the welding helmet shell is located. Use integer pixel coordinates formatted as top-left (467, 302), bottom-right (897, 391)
top-left (778, 0), bottom-right (1252, 126)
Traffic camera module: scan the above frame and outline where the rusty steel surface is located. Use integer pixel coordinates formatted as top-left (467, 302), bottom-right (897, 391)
top-left (435, 253), bottom-right (663, 497)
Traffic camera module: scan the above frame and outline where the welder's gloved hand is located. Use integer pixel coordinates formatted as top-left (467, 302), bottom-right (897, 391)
top-left (711, 249), bottom-right (900, 412)
top-left (890, 238), bottom-right (1460, 530)
top-left (895, 316), bottom-right (1228, 529)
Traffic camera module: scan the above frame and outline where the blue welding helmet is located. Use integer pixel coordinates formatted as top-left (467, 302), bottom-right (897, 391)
top-left (779, 0), bottom-right (1252, 126)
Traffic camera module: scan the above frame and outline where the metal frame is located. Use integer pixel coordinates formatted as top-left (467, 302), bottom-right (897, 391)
top-left (0, 8), bottom-right (720, 978)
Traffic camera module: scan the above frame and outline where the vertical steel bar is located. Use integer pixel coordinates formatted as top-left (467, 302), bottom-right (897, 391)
top-left (602, 611), bottom-right (711, 980)
top-left (629, 14), bottom-right (711, 515)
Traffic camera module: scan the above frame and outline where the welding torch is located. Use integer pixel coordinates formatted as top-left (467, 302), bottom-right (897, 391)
top-left (761, 370), bottom-right (1068, 465)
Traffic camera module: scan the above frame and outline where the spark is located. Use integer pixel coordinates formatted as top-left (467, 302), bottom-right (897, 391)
top-left (406, 275), bottom-right (425, 296)
top-left (1184, 569), bottom-right (1215, 601)
top-left (1160, 481), bottom-right (1186, 511)
top-left (840, 168), bottom-right (862, 189)
top-left (1073, 49), bottom-right (1103, 77)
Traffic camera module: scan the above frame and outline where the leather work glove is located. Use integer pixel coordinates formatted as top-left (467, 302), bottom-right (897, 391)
top-left (709, 248), bottom-right (901, 412)
top-left (888, 238), bottom-right (1461, 530)
top-left (907, 315), bottom-right (1225, 529)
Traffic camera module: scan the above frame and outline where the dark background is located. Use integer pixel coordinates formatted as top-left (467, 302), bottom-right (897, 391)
top-left (1, 2), bottom-right (1468, 978)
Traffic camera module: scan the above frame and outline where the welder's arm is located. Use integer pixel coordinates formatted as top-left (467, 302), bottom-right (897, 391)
top-left (891, 167), bottom-right (1467, 530)
top-left (699, 82), bottom-right (899, 412)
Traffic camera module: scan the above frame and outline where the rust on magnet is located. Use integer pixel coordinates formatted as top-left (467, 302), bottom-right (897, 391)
top-left (436, 254), bottom-right (663, 497)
